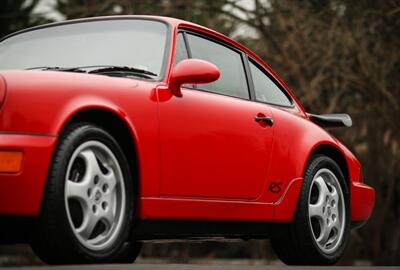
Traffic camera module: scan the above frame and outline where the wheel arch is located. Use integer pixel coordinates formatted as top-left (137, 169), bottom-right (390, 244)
top-left (307, 144), bottom-right (349, 188)
top-left (56, 107), bottom-right (141, 202)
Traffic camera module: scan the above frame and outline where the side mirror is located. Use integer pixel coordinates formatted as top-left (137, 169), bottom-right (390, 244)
top-left (169, 59), bottom-right (220, 97)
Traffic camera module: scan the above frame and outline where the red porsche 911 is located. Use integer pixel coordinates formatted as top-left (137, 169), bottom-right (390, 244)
top-left (0, 16), bottom-right (374, 265)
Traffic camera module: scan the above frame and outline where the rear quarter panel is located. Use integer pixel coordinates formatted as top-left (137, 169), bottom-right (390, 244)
top-left (265, 106), bottom-right (365, 221)
top-left (265, 106), bottom-right (359, 201)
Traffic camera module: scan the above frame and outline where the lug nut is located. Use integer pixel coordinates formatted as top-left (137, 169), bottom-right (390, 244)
top-left (102, 201), bottom-right (108, 210)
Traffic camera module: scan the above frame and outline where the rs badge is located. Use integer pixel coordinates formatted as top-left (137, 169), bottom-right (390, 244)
top-left (268, 182), bottom-right (283, 193)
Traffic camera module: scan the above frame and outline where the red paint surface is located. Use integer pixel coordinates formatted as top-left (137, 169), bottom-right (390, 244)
top-left (0, 16), bottom-right (374, 224)
top-left (350, 182), bottom-right (375, 221)
top-left (158, 88), bottom-right (274, 200)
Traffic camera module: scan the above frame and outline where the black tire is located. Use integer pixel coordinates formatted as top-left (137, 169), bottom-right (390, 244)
top-left (271, 155), bottom-right (350, 265)
top-left (115, 241), bottom-right (143, 263)
top-left (30, 122), bottom-right (142, 264)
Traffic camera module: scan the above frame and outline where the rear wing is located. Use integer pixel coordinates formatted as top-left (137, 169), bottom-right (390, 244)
top-left (308, 113), bottom-right (352, 128)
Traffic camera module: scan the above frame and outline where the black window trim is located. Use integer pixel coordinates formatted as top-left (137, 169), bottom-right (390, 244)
top-left (180, 31), bottom-right (192, 58)
top-left (172, 30), bottom-right (191, 66)
top-left (246, 56), bottom-right (295, 108)
top-left (175, 31), bottom-right (191, 63)
top-left (242, 54), bottom-right (256, 101)
top-left (177, 28), bottom-right (252, 101)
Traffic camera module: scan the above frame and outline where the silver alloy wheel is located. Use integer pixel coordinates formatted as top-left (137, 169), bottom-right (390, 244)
top-left (308, 168), bottom-right (345, 254)
top-left (64, 141), bottom-right (126, 251)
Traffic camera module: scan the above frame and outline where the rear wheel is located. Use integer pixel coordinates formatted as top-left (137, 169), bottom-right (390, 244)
top-left (271, 155), bottom-right (350, 265)
top-left (31, 123), bottom-right (142, 264)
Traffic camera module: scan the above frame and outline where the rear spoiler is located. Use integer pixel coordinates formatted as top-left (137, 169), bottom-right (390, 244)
top-left (308, 113), bottom-right (352, 128)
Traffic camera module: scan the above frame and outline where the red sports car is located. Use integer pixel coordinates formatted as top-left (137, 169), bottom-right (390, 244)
top-left (0, 16), bottom-right (374, 265)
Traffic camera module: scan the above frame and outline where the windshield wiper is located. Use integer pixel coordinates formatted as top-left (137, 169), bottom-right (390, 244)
top-left (87, 66), bottom-right (157, 77)
top-left (26, 65), bottom-right (158, 79)
top-left (27, 66), bottom-right (86, 72)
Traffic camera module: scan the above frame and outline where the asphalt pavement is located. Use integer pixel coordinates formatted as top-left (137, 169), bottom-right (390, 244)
top-left (1, 265), bottom-right (398, 270)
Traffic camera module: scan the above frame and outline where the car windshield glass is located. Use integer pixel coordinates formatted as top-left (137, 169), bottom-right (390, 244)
top-left (0, 19), bottom-right (168, 78)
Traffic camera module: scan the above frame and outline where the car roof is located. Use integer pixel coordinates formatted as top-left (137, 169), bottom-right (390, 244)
top-left (2, 15), bottom-right (248, 57)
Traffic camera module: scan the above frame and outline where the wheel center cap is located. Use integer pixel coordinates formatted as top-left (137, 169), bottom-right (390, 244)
top-left (94, 190), bottom-right (102, 203)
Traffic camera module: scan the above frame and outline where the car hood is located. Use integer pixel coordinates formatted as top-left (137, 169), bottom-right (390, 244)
top-left (0, 70), bottom-right (159, 134)
top-left (0, 70), bottom-right (149, 93)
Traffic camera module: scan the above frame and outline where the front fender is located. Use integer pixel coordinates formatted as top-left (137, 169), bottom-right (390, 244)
top-left (52, 95), bottom-right (132, 135)
top-left (0, 70), bottom-right (161, 200)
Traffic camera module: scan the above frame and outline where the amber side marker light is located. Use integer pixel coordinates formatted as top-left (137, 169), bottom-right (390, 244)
top-left (0, 151), bottom-right (23, 173)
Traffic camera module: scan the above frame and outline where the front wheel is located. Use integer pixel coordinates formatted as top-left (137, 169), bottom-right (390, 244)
top-left (31, 123), bottom-right (141, 264)
top-left (271, 155), bottom-right (350, 265)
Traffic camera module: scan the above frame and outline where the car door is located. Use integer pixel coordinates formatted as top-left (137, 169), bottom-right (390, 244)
top-left (245, 57), bottom-right (300, 201)
top-left (158, 32), bottom-right (274, 199)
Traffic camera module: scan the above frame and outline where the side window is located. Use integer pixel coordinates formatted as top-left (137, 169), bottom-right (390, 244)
top-left (249, 59), bottom-right (292, 106)
top-left (186, 33), bottom-right (249, 99)
top-left (174, 33), bottom-right (188, 65)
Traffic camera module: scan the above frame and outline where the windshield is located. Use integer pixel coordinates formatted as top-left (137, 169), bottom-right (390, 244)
top-left (0, 19), bottom-right (168, 78)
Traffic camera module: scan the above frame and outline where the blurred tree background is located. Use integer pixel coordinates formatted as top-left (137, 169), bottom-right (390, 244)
top-left (0, 0), bottom-right (399, 266)
top-left (0, 0), bottom-right (51, 38)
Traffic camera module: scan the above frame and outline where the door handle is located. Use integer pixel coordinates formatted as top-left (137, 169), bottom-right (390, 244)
top-left (255, 116), bottom-right (274, 126)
